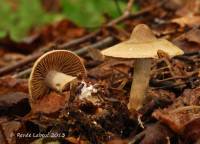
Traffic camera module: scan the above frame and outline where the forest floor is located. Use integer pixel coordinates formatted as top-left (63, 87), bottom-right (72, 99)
top-left (0, 0), bottom-right (200, 144)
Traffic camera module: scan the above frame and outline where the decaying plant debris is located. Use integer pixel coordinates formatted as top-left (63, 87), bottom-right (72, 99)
top-left (0, 0), bottom-right (200, 144)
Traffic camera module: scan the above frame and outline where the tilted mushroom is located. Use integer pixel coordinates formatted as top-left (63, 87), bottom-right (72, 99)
top-left (29, 50), bottom-right (86, 102)
top-left (101, 24), bottom-right (184, 110)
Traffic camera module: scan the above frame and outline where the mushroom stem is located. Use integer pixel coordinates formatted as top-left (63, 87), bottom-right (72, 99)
top-left (128, 58), bottom-right (152, 110)
top-left (45, 71), bottom-right (77, 92)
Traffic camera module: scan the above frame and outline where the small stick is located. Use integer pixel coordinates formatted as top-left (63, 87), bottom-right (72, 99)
top-left (151, 81), bottom-right (187, 90)
top-left (152, 68), bottom-right (200, 84)
top-left (154, 75), bottom-right (191, 83)
top-left (75, 36), bottom-right (115, 55)
top-left (170, 105), bottom-right (200, 113)
top-left (124, 0), bottom-right (135, 15)
top-left (107, 4), bottom-right (156, 27)
top-left (58, 30), bottom-right (101, 50)
top-left (0, 52), bottom-right (42, 76)
top-left (13, 68), bottom-right (32, 78)
top-left (175, 50), bottom-right (200, 57)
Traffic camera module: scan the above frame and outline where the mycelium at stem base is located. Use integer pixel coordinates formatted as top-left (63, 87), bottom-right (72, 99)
top-left (45, 70), bottom-right (77, 92)
top-left (128, 58), bottom-right (152, 110)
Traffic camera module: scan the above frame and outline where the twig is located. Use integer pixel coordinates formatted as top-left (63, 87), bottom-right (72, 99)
top-left (0, 52), bottom-right (42, 76)
top-left (58, 30), bottom-right (101, 50)
top-left (75, 36), bottom-right (115, 55)
top-left (108, 0), bottom-right (135, 27)
top-left (13, 37), bottom-right (115, 78)
top-left (175, 50), bottom-right (200, 57)
top-left (107, 3), bottom-right (160, 27)
top-left (170, 105), bottom-right (200, 113)
top-left (124, 0), bottom-right (134, 15)
top-left (13, 68), bottom-right (32, 78)
top-left (151, 81), bottom-right (187, 90)
top-left (153, 72), bottom-right (197, 83)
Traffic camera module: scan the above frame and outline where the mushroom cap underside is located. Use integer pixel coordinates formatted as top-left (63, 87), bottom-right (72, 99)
top-left (101, 38), bottom-right (184, 59)
top-left (29, 50), bottom-right (86, 102)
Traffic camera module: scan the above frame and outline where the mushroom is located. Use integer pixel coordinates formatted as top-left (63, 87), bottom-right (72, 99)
top-left (101, 24), bottom-right (184, 110)
top-left (29, 50), bottom-right (86, 102)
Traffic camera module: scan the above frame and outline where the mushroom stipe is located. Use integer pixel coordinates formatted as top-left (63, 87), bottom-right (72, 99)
top-left (29, 50), bottom-right (87, 103)
top-left (102, 24), bottom-right (184, 110)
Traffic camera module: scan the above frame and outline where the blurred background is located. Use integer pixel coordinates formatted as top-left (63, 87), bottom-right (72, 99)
top-left (0, 0), bottom-right (138, 42)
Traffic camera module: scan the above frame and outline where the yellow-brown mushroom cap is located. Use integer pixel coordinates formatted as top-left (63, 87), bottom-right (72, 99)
top-left (102, 24), bottom-right (184, 59)
top-left (29, 50), bottom-right (86, 102)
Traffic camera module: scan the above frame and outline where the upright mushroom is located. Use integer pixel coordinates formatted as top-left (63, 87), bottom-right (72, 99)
top-left (101, 24), bottom-right (184, 110)
top-left (29, 50), bottom-right (86, 102)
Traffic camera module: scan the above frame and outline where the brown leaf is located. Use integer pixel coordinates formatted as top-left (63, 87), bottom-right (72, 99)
top-left (0, 130), bottom-right (6, 144)
top-left (171, 15), bottom-right (200, 28)
top-left (0, 92), bottom-right (30, 116)
top-left (174, 28), bottom-right (200, 44)
top-left (173, 40), bottom-right (200, 53)
top-left (1, 120), bottom-right (22, 144)
top-left (130, 123), bottom-right (173, 144)
top-left (36, 19), bottom-right (86, 46)
top-left (88, 59), bottom-right (133, 80)
top-left (107, 138), bottom-right (128, 144)
top-left (31, 92), bottom-right (70, 114)
top-left (153, 87), bottom-right (200, 133)
top-left (175, 0), bottom-right (200, 16)
top-left (182, 118), bottom-right (200, 144)
top-left (0, 76), bottom-right (28, 94)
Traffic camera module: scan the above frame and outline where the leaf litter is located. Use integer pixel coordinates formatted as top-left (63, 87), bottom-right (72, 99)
top-left (1, 0), bottom-right (200, 143)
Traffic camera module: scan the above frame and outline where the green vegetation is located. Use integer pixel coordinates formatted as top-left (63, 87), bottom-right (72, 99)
top-left (0, 0), bottom-right (60, 41)
top-left (0, 0), bottom-right (139, 41)
top-left (61, 0), bottom-right (138, 27)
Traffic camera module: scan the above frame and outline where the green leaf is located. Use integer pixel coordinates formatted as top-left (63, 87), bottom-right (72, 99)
top-left (61, 0), bottom-right (139, 27)
top-left (0, 0), bottom-right (60, 41)
top-left (0, 30), bottom-right (6, 38)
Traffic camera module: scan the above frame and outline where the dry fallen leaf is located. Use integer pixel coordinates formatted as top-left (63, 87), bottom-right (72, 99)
top-left (171, 15), bottom-right (200, 28)
top-left (0, 92), bottom-right (30, 116)
top-left (182, 118), bottom-right (200, 144)
top-left (31, 92), bottom-right (70, 114)
top-left (0, 76), bottom-right (28, 94)
top-left (153, 87), bottom-right (200, 133)
top-left (175, 0), bottom-right (200, 16)
top-left (1, 120), bottom-right (22, 144)
top-left (174, 28), bottom-right (200, 44)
